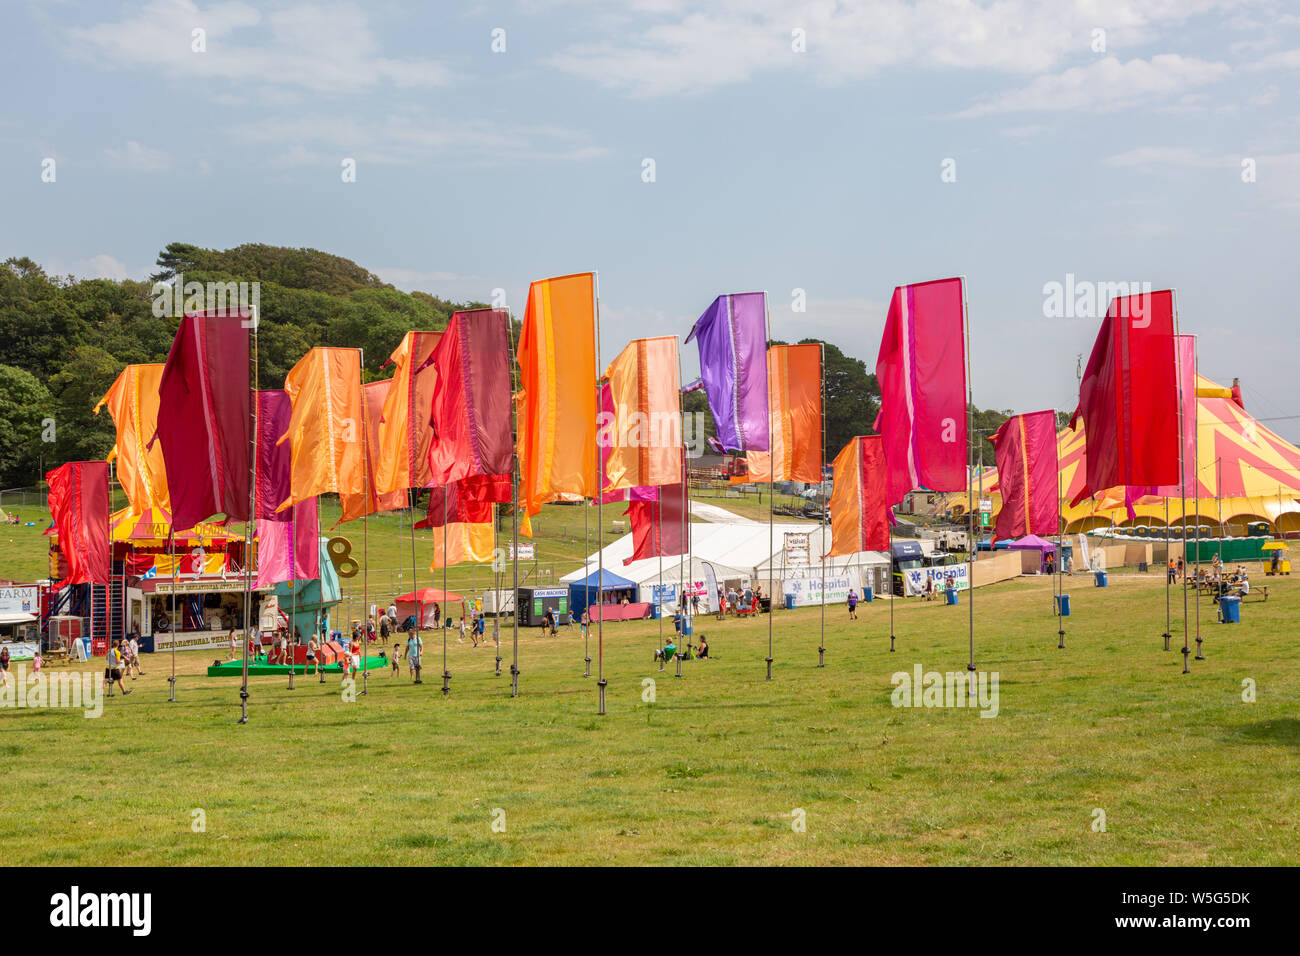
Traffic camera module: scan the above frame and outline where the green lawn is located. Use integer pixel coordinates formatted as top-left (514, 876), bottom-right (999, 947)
top-left (2, 567), bottom-right (1297, 865)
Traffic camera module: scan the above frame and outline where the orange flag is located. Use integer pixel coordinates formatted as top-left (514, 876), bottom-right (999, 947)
top-left (827, 435), bottom-right (890, 556)
top-left (277, 347), bottom-right (365, 511)
top-left (94, 364), bottom-right (171, 513)
top-left (602, 335), bottom-right (680, 491)
top-left (517, 272), bottom-right (598, 518)
top-left (428, 520), bottom-right (495, 569)
top-left (375, 330), bottom-right (442, 494)
top-left (745, 344), bottom-right (822, 483)
top-left (340, 379), bottom-right (409, 522)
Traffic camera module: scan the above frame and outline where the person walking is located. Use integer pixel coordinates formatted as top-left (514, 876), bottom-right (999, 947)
top-left (405, 628), bottom-right (423, 684)
top-left (847, 588), bottom-right (859, 620)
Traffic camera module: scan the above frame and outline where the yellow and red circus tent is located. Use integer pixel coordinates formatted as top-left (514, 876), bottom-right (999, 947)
top-left (945, 376), bottom-right (1300, 533)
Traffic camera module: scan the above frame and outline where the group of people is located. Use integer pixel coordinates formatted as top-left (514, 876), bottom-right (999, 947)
top-left (715, 584), bottom-right (762, 618)
top-left (103, 635), bottom-right (143, 697)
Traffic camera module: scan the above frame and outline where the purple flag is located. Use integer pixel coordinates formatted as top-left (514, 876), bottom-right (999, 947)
top-left (685, 292), bottom-right (769, 454)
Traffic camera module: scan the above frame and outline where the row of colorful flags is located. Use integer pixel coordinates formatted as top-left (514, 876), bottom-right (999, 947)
top-left (47, 272), bottom-right (1190, 594)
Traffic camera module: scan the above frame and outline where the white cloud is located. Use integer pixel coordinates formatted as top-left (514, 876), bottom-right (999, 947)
top-left (544, 0), bottom-right (1243, 98)
top-left (955, 55), bottom-right (1231, 117)
top-left (70, 0), bottom-right (453, 93)
top-left (86, 254), bottom-right (130, 281)
top-left (102, 141), bottom-right (173, 172)
top-left (1249, 48), bottom-right (1300, 70)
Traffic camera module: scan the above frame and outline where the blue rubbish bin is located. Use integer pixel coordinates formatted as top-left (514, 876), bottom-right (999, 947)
top-left (681, 617), bottom-right (694, 636)
top-left (863, 586), bottom-right (874, 603)
top-left (944, 589), bottom-right (959, 606)
top-left (1094, 570), bottom-right (1108, 587)
top-left (1055, 593), bottom-right (1071, 616)
top-left (1220, 595), bottom-right (1241, 623)
top-left (784, 594), bottom-right (796, 610)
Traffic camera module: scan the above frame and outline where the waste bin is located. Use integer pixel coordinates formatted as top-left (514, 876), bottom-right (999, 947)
top-left (944, 589), bottom-right (959, 606)
top-left (1055, 593), bottom-right (1071, 616)
top-left (784, 594), bottom-right (796, 610)
top-left (863, 586), bottom-right (874, 603)
top-left (1094, 570), bottom-right (1108, 587)
top-left (1219, 595), bottom-right (1241, 624)
top-left (681, 617), bottom-right (694, 636)
top-left (1138, 561), bottom-right (1148, 572)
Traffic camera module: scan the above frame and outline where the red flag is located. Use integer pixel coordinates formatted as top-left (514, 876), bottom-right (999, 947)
top-left (624, 480), bottom-right (688, 565)
top-left (873, 278), bottom-right (967, 508)
top-left (427, 308), bottom-right (513, 485)
top-left (827, 436), bottom-right (890, 555)
top-left (416, 475), bottom-right (511, 530)
top-left (1069, 290), bottom-right (1178, 505)
top-left (989, 411), bottom-right (1060, 541)
top-left (46, 461), bottom-right (111, 588)
top-left (155, 310), bottom-right (251, 529)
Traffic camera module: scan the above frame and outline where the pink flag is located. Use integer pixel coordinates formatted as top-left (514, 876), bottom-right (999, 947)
top-left (873, 278), bottom-right (968, 508)
top-left (989, 411), bottom-right (1059, 542)
top-left (255, 498), bottom-right (320, 588)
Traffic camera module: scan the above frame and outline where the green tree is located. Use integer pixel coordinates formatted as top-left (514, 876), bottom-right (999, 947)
top-left (0, 365), bottom-right (53, 486)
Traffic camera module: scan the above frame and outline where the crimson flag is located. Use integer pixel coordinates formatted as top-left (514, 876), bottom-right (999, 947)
top-left (989, 411), bottom-right (1060, 541)
top-left (46, 461), bottom-right (111, 588)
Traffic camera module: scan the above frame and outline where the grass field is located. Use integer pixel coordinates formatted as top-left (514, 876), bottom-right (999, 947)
top-left (2, 565), bottom-right (1297, 865)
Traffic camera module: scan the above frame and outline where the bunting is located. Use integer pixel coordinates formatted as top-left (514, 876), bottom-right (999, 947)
top-left (155, 310), bottom-right (251, 529)
top-left (873, 278), bottom-right (968, 508)
top-left (826, 436), bottom-right (890, 556)
top-left (94, 364), bottom-right (170, 514)
top-left (684, 292), bottom-right (769, 454)
top-left (989, 411), bottom-right (1059, 541)
top-left (516, 272), bottom-right (599, 519)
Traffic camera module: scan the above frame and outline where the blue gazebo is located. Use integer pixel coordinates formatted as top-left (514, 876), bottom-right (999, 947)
top-left (568, 567), bottom-right (637, 621)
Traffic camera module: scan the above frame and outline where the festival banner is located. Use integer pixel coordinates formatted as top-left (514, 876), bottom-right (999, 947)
top-left (603, 335), bottom-right (681, 491)
top-left (154, 311), bottom-right (252, 529)
top-left (989, 410), bottom-right (1060, 541)
top-left (827, 435), bottom-right (890, 556)
top-left (339, 379), bottom-right (409, 522)
top-left (685, 292), bottom-right (769, 454)
top-left (744, 343), bottom-right (823, 483)
top-left (1069, 290), bottom-right (1179, 505)
top-left (517, 272), bottom-right (599, 520)
top-left (427, 308), bottom-right (513, 486)
top-left (873, 278), bottom-right (968, 508)
top-left (94, 364), bottom-right (170, 514)
top-left (255, 497), bottom-right (321, 588)
top-left (375, 330), bottom-right (442, 494)
top-left (428, 520), bottom-right (495, 569)
top-left (624, 477), bottom-right (688, 565)
top-left (277, 347), bottom-right (365, 512)
top-left (46, 461), bottom-right (111, 588)
top-left (415, 474), bottom-right (510, 529)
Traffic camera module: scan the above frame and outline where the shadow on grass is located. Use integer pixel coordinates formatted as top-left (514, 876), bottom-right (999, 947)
top-left (1233, 718), bottom-right (1300, 748)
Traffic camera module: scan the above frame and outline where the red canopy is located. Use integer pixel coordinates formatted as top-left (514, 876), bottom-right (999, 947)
top-left (396, 588), bottom-right (463, 604)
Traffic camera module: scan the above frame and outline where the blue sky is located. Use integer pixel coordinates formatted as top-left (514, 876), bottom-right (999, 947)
top-left (3, 1), bottom-right (1298, 438)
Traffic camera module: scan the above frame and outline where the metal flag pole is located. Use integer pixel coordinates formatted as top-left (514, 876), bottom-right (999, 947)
top-left (594, 273), bottom-right (607, 715)
top-left (1174, 292), bottom-right (1190, 674)
top-left (818, 345), bottom-right (827, 667)
top-left (677, 337), bottom-right (690, 667)
top-left (888, 517), bottom-right (896, 651)
top-left (168, 528), bottom-right (177, 701)
top-left (1163, 493), bottom-right (1172, 651)
top-left (407, 488), bottom-right (423, 685)
top-left (658, 497), bottom-right (665, 672)
top-left (764, 291), bottom-right (774, 681)
top-left (1193, 338), bottom-right (1204, 661)
top-left (1057, 470), bottom-right (1066, 649)
top-left (288, 508), bottom-right (297, 691)
top-left (360, 347), bottom-right (370, 698)
top-left (441, 484), bottom-right (450, 696)
top-left (492, 499), bottom-right (501, 677)
top-left (584, 494), bottom-right (591, 677)
top-left (962, 276), bottom-right (976, 673)
top-left (507, 311), bottom-right (521, 700)
top-left (238, 309), bottom-right (259, 724)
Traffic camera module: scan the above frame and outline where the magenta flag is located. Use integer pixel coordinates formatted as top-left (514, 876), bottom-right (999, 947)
top-left (1124, 333), bottom-right (1196, 512)
top-left (155, 311), bottom-right (251, 529)
top-left (989, 411), bottom-right (1059, 542)
top-left (873, 278), bottom-right (968, 507)
top-left (685, 292), bottom-right (769, 454)
top-left (255, 498), bottom-right (320, 588)
top-left (1069, 291), bottom-right (1178, 506)
top-left (255, 390), bottom-right (291, 521)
